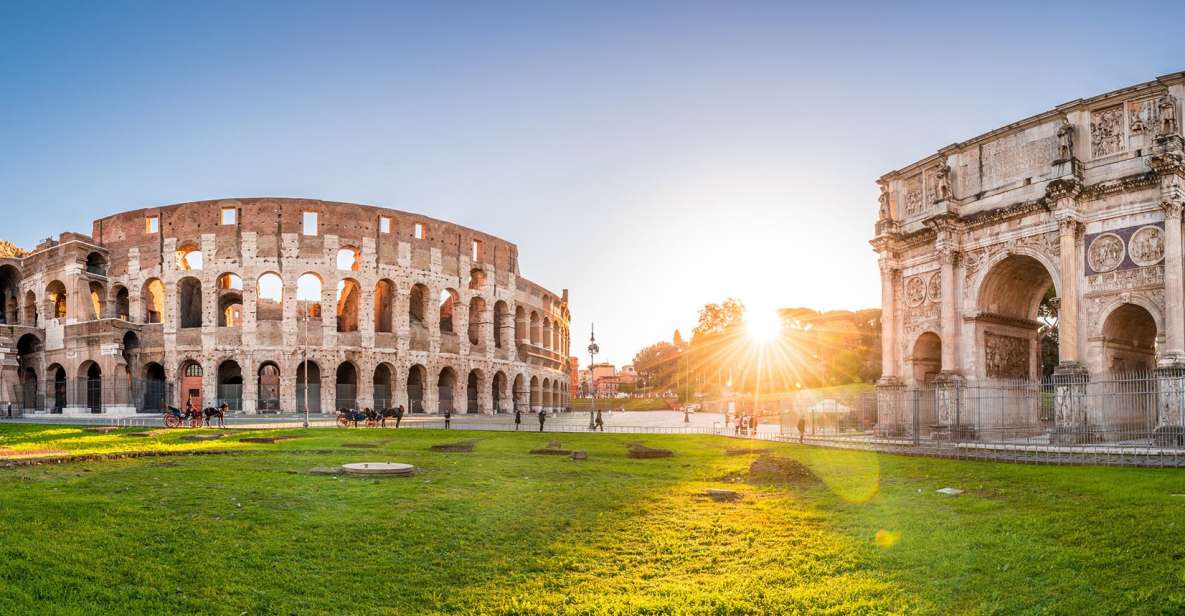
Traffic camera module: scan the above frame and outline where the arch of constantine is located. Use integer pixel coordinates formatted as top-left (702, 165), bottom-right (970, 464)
top-left (873, 72), bottom-right (1185, 441)
top-left (0, 198), bottom-right (572, 416)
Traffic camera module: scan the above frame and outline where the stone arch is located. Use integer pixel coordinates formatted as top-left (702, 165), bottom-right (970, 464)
top-left (86, 280), bottom-right (106, 320)
top-left (530, 375), bottom-right (541, 412)
top-left (142, 278), bottom-right (164, 323)
top-left (439, 288), bottom-right (460, 334)
top-left (373, 362), bottom-right (395, 409)
top-left (542, 317), bottom-right (552, 351)
top-left (541, 377), bottom-right (552, 411)
top-left (179, 359), bottom-right (204, 410)
top-left (47, 363), bottom-right (67, 412)
top-left (296, 359), bottom-right (322, 413)
top-left (467, 368), bottom-right (483, 413)
top-left (468, 296), bottom-right (487, 346)
top-left (973, 252), bottom-right (1059, 380)
top-left (85, 251), bottom-right (108, 276)
top-left (973, 250), bottom-right (1061, 319)
top-left (513, 373), bottom-right (527, 412)
top-left (529, 311), bottom-right (541, 345)
top-left (257, 272), bottom-right (284, 321)
top-left (296, 272), bottom-right (323, 318)
top-left (515, 305), bottom-right (526, 342)
top-left (23, 290), bottom-right (37, 327)
top-left (177, 276), bottom-right (203, 328)
top-left (15, 333), bottom-right (40, 409)
top-left (335, 361), bottom-right (359, 409)
top-left (336, 278), bottom-right (361, 332)
top-left (374, 279), bottom-right (395, 333)
top-left (492, 370), bottom-right (508, 413)
top-left (407, 364), bottom-right (427, 413)
top-left (910, 331), bottom-right (942, 385)
top-left (1099, 302), bottom-right (1160, 373)
top-left (217, 273), bottom-right (243, 327)
top-left (46, 280), bottom-right (67, 320)
top-left (468, 268), bottom-right (486, 290)
top-left (79, 360), bottom-right (102, 413)
top-left (409, 283), bottom-right (430, 351)
top-left (336, 246), bottom-right (361, 272)
top-left (176, 242), bottom-right (203, 271)
top-left (494, 301), bottom-right (509, 349)
top-left (217, 359), bottom-right (244, 411)
top-left (257, 361), bottom-right (281, 413)
top-left (437, 366), bottom-right (458, 413)
top-left (0, 264), bottom-right (20, 324)
top-left (141, 362), bottom-right (167, 413)
top-left (114, 285), bottom-right (130, 320)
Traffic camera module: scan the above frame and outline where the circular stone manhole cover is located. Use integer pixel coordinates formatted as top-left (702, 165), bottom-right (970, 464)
top-left (340, 462), bottom-right (416, 477)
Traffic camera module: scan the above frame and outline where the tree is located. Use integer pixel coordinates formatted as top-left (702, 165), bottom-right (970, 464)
top-left (633, 341), bottom-right (681, 393)
top-left (692, 298), bottom-right (745, 338)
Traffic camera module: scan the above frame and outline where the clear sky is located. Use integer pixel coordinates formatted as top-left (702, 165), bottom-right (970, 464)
top-left (3, 1), bottom-right (1185, 365)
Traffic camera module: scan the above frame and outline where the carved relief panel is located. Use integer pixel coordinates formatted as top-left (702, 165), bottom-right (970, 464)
top-left (984, 332), bottom-right (1030, 379)
top-left (903, 173), bottom-right (925, 217)
top-left (1090, 105), bottom-right (1125, 158)
top-left (1087, 233), bottom-right (1125, 273)
top-left (1083, 223), bottom-right (1164, 275)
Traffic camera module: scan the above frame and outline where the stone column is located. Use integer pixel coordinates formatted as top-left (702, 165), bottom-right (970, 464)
top-left (1152, 147), bottom-right (1185, 436)
top-left (877, 258), bottom-right (899, 381)
top-left (1051, 196), bottom-right (1091, 441)
top-left (1055, 215), bottom-right (1084, 366)
top-left (938, 248), bottom-right (959, 373)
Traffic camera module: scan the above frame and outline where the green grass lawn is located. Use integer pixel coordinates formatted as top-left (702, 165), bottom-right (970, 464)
top-left (1, 424), bottom-right (1183, 614)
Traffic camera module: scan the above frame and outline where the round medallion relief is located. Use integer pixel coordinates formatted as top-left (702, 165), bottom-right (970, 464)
top-left (926, 273), bottom-right (941, 303)
top-left (906, 276), bottom-right (927, 307)
top-left (1088, 233), bottom-right (1126, 273)
top-left (1127, 225), bottom-right (1165, 267)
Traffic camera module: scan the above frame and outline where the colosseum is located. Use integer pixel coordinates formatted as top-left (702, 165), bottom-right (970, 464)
top-left (0, 198), bottom-right (572, 416)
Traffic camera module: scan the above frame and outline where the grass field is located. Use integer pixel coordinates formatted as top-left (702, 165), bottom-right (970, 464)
top-left (1, 424), bottom-right (1183, 614)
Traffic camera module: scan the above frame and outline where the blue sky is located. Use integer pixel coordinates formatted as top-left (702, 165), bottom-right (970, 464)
top-left (3, 1), bottom-right (1185, 365)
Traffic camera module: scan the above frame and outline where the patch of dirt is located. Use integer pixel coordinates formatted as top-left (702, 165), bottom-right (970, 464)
top-left (530, 447), bottom-right (572, 455)
top-left (725, 447), bottom-right (771, 456)
top-left (430, 440), bottom-right (477, 453)
top-left (626, 444), bottom-right (674, 459)
top-left (747, 455), bottom-right (818, 484)
top-left (341, 443), bottom-right (379, 449)
top-left (0, 448), bottom-right (68, 458)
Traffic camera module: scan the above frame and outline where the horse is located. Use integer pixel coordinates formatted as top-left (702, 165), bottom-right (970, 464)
top-left (203, 406), bottom-right (226, 428)
top-left (377, 407), bottom-right (399, 428)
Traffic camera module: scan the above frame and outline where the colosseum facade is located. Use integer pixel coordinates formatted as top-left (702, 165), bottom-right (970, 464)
top-left (0, 198), bottom-right (572, 416)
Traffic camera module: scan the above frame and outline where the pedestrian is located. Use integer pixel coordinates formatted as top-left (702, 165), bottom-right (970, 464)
top-left (796, 416), bottom-right (806, 444)
top-left (444, 409), bottom-right (451, 430)
top-left (537, 409), bottom-right (546, 432)
top-left (514, 408), bottom-right (522, 431)
top-left (395, 404), bottom-right (404, 428)
top-left (590, 410), bottom-right (596, 431)
top-left (683, 408), bottom-right (690, 424)
top-left (595, 409), bottom-right (604, 431)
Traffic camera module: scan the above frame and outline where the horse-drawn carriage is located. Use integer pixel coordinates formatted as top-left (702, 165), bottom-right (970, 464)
top-left (162, 405), bottom-right (227, 428)
top-left (337, 408), bottom-right (398, 428)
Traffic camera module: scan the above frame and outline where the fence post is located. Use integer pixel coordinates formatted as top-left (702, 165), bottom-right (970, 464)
top-left (912, 387), bottom-right (920, 446)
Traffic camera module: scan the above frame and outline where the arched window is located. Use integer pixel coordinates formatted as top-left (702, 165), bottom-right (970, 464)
top-left (336, 279), bottom-right (361, 332)
top-left (217, 274), bottom-right (243, 327)
top-left (143, 279), bottom-right (164, 324)
top-left (336, 247), bottom-right (361, 272)
top-left (439, 289), bottom-right (460, 334)
top-left (468, 296), bottom-right (487, 345)
top-left (46, 281), bottom-right (67, 320)
top-left (176, 243), bottom-right (203, 271)
top-left (257, 273), bottom-right (283, 321)
top-left (296, 273), bottom-right (322, 319)
top-left (178, 277), bottom-right (203, 328)
top-left (374, 279), bottom-right (395, 333)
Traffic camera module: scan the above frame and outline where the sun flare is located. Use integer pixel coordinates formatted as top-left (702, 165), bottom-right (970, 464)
top-left (745, 309), bottom-right (782, 343)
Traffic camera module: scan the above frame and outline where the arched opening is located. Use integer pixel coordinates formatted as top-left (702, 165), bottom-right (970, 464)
top-left (178, 277), bottom-right (203, 328)
top-left (409, 284), bottom-right (429, 350)
top-left (217, 274), bottom-right (243, 327)
top-left (515, 306), bottom-right (526, 342)
top-left (217, 360), bottom-right (243, 411)
top-left (176, 243), bottom-right (203, 271)
top-left (81, 362), bottom-right (102, 413)
top-left (467, 369), bottom-right (481, 413)
top-left (911, 332), bottom-right (942, 385)
top-left (24, 290), bottom-right (37, 327)
top-left (336, 247), bottom-right (361, 272)
top-left (85, 252), bottom-right (108, 276)
top-left (492, 371), bottom-right (507, 413)
top-left (335, 278), bottom-right (361, 332)
top-left (257, 273), bottom-right (284, 321)
top-left (180, 360), bottom-right (204, 411)
top-left (121, 331), bottom-right (140, 381)
top-left (0, 265), bottom-right (20, 325)
top-left (257, 362), bottom-right (281, 413)
top-left (494, 301), bottom-right (508, 349)
top-left (16, 334), bottom-right (40, 410)
top-left (114, 286), bottom-right (130, 320)
top-left (296, 273), bottom-right (323, 319)
top-left (468, 268), bottom-right (486, 290)
top-left (140, 362), bottom-right (167, 413)
top-left (976, 254), bottom-right (1056, 380)
top-left (48, 364), bottom-right (66, 413)
top-left (373, 363), bottom-right (393, 409)
top-left (529, 311), bottom-right (541, 345)
top-left (1102, 304), bottom-right (1158, 373)
top-left (296, 360), bottom-right (321, 414)
top-left (439, 289), bottom-right (459, 334)
top-left (542, 317), bottom-right (552, 350)
top-left (408, 364), bottom-right (426, 413)
top-left (513, 374), bottom-right (526, 412)
top-left (46, 280), bottom-right (67, 320)
top-left (142, 279), bottom-right (164, 323)
top-left (335, 361), bottom-right (358, 410)
top-left (374, 279), bottom-right (395, 333)
top-left (437, 367), bottom-right (457, 413)
top-left (529, 376), bottom-right (540, 412)
top-left (542, 378), bottom-right (552, 411)
top-left (468, 296), bottom-right (486, 346)
top-left (87, 281), bottom-right (105, 320)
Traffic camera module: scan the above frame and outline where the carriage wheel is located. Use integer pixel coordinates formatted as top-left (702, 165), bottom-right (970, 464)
top-left (164, 414), bottom-right (182, 429)
top-left (336, 416), bottom-right (350, 428)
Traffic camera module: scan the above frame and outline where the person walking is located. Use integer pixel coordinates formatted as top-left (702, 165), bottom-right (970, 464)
top-left (595, 409), bottom-right (604, 432)
top-left (394, 405), bottom-right (404, 428)
top-left (444, 409), bottom-right (451, 430)
top-left (797, 417), bottom-right (806, 444)
top-left (537, 409), bottom-right (546, 432)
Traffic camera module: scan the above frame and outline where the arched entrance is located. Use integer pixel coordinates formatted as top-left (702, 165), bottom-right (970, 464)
top-left (296, 360), bottom-right (322, 414)
top-left (911, 332), bottom-right (942, 385)
top-left (408, 364), bottom-right (426, 413)
top-left (336, 362), bottom-right (358, 410)
top-left (48, 364), bottom-right (66, 413)
top-left (1102, 304), bottom-right (1158, 373)
top-left (976, 254), bottom-right (1057, 380)
top-left (492, 371), bottom-right (507, 413)
top-left (141, 362), bottom-right (167, 413)
top-left (467, 370), bottom-right (480, 413)
top-left (438, 367), bottom-right (457, 413)
top-left (529, 376), bottom-right (540, 412)
top-left (512, 374), bottom-right (526, 413)
top-left (81, 362), bottom-right (102, 413)
top-left (373, 364), bottom-right (393, 409)
top-left (257, 363), bottom-right (281, 413)
top-left (15, 334), bottom-right (40, 411)
top-left (217, 360), bottom-right (243, 411)
top-left (180, 360), bottom-right (204, 411)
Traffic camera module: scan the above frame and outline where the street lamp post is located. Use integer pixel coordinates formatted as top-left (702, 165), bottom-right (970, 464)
top-left (587, 324), bottom-right (599, 430)
top-left (302, 308), bottom-right (310, 428)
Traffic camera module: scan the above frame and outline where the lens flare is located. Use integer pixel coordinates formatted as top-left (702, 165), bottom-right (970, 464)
top-left (745, 310), bottom-right (781, 343)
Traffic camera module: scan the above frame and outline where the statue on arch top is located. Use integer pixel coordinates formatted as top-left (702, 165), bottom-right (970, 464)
top-left (1057, 118), bottom-right (1074, 161)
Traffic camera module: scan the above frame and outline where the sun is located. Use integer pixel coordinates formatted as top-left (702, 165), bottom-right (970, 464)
top-left (745, 309), bottom-right (782, 344)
